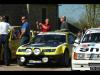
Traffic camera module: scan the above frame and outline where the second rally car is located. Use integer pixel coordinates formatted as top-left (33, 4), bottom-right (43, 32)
top-left (72, 28), bottom-right (100, 71)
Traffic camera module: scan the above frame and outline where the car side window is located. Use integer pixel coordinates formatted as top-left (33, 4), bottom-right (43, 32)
top-left (68, 33), bottom-right (75, 44)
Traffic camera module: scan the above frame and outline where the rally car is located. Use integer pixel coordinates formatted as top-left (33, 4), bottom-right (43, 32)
top-left (16, 31), bottom-right (76, 66)
top-left (72, 28), bottom-right (100, 71)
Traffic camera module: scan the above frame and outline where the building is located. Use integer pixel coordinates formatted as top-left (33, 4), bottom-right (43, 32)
top-left (0, 4), bottom-right (80, 33)
top-left (0, 4), bottom-right (58, 30)
top-left (29, 4), bottom-right (58, 30)
top-left (0, 4), bottom-right (28, 26)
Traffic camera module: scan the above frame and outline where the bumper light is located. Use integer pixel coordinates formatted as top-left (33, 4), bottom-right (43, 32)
top-left (20, 57), bottom-right (25, 62)
top-left (42, 57), bottom-right (48, 63)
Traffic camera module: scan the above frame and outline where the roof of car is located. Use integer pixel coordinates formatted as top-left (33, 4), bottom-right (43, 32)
top-left (88, 28), bottom-right (100, 30)
top-left (86, 28), bottom-right (100, 34)
top-left (38, 32), bottom-right (69, 35)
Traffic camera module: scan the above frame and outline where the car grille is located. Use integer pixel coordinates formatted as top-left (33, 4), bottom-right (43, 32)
top-left (18, 49), bottom-right (26, 52)
top-left (89, 63), bottom-right (100, 67)
top-left (42, 49), bottom-right (56, 52)
top-left (85, 54), bottom-right (100, 60)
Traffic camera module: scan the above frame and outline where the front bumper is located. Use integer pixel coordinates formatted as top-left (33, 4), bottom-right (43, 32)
top-left (72, 59), bottom-right (100, 71)
top-left (17, 54), bottom-right (64, 65)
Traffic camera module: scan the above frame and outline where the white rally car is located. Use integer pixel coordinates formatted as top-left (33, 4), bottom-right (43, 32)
top-left (72, 28), bottom-right (100, 71)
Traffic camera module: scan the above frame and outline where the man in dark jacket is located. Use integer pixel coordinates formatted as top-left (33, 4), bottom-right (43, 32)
top-left (60, 16), bottom-right (69, 31)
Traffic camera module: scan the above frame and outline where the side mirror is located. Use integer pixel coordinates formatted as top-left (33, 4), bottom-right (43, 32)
top-left (74, 39), bottom-right (80, 44)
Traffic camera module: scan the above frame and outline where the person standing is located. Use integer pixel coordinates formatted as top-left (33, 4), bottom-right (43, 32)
top-left (36, 20), bottom-right (40, 31)
top-left (57, 17), bottom-right (61, 30)
top-left (76, 30), bottom-right (83, 41)
top-left (39, 18), bottom-right (52, 32)
top-left (60, 16), bottom-right (69, 31)
top-left (82, 27), bottom-right (88, 35)
top-left (0, 16), bottom-right (12, 66)
top-left (19, 16), bottom-right (30, 45)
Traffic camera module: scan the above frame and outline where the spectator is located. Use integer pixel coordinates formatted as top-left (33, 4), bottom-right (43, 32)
top-left (39, 18), bottom-right (52, 32)
top-left (4, 16), bottom-right (9, 23)
top-left (57, 17), bottom-right (61, 30)
top-left (0, 16), bottom-right (3, 22)
top-left (36, 20), bottom-right (40, 31)
top-left (82, 27), bottom-right (88, 35)
top-left (19, 16), bottom-right (30, 45)
top-left (60, 16), bottom-right (69, 31)
top-left (0, 16), bottom-right (12, 66)
top-left (76, 30), bottom-right (83, 42)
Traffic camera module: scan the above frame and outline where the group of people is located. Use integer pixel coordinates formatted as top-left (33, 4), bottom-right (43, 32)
top-left (0, 16), bottom-right (31, 66)
top-left (0, 15), bottom-right (69, 66)
top-left (35, 16), bottom-right (69, 32)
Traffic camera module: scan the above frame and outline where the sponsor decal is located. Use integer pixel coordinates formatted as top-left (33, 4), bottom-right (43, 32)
top-left (80, 48), bottom-right (99, 52)
top-left (88, 43), bottom-right (95, 46)
top-left (82, 44), bottom-right (88, 48)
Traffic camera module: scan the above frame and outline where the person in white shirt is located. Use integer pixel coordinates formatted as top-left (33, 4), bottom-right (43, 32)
top-left (0, 16), bottom-right (12, 66)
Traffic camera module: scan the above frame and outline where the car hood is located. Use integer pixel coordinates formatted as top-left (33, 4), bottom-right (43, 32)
top-left (74, 43), bottom-right (100, 53)
top-left (22, 42), bottom-right (64, 47)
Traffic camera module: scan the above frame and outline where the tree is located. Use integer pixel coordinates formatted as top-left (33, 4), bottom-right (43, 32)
top-left (85, 4), bottom-right (100, 28)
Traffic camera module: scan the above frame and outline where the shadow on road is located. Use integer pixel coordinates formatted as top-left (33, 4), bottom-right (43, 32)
top-left (0, 58), bottom-right (17, 65)
top-left (24, 64), bottom-right (71, 68)
top-left (0, 59), bottom-right (71, 68)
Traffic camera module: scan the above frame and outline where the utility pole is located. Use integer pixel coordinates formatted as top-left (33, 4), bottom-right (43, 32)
top-left (26, 4), bottom-right (29, 14)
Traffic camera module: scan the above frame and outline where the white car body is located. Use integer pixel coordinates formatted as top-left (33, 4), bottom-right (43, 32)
top-left (72, 28), bottom-right (100, 71)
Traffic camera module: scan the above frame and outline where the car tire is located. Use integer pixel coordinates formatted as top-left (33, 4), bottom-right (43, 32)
top-left (17, 58), bottom-right (26, 66)
top-left (63, 50), bottom-right (70, 67)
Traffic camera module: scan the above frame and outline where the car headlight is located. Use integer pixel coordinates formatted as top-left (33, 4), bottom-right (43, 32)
top-left (26, 49), bottom-right (32, 54)
top-left (33, 48), bottom-right (41, 55)
top-left (77, 53), bottom-right (85, 59)
top-left (73, 52), bottom-right (85, 60)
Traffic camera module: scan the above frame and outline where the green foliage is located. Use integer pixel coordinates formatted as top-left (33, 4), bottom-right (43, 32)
top-left (73, 4), bottom-right (100, 30)
top-left (85, 4), bottom-right (100, 28)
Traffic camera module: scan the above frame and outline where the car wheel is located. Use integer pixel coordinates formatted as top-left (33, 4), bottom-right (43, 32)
top-left (17, 58), bottom-right (26, 66)
top-left (63, 50), bottom-right (70, 67)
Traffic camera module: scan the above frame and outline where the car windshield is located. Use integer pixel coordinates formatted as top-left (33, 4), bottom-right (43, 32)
top-left (30, 35), bottom-right (66, 44)
top-left (82, 33), bottom-right (100, 43)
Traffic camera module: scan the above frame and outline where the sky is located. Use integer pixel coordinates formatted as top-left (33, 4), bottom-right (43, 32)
top-left (59, 4), bottom-right (86, 22)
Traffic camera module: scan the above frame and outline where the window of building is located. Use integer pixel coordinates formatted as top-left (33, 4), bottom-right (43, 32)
top-left (42, 8), bottom-right (46, 23)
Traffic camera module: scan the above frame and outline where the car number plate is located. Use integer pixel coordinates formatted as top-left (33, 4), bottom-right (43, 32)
top-left (29, 60), bottom-right (42, 63)
top-left (90, 67), bottom-right (100, 71)
top-left (89, 63), bottom-right (100, 71)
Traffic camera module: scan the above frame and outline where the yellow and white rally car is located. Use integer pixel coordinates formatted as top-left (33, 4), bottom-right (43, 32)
top-left (16, 31), bottom-right (76, 66)
top-left (72, 28), bottom-right (100, 71)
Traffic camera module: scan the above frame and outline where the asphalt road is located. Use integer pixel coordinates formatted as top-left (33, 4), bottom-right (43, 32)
top-left (0, 63), bottom-right (71, 71)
